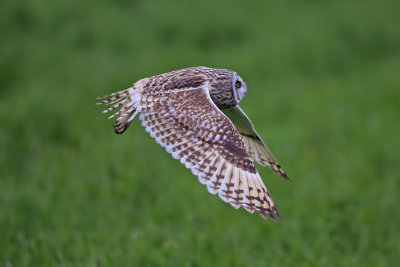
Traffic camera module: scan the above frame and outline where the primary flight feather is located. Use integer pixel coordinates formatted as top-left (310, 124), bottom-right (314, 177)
top-left (97, 66), bottom-right (288, 221)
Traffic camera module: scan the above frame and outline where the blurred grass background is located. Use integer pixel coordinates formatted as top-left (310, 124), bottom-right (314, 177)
top-left (1, 0), bottom-right (399, 265)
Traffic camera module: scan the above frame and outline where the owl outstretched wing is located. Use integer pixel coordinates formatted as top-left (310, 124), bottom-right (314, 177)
top-left (141, 84), bottom-right (282, 220)
top-left (97, 82), bottom-right (282, 220)
top-left (221, 106), bottom-right (289, 180)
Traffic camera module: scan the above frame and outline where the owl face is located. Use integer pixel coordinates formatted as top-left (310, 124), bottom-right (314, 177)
top-left (208, 69), bottom-right (247, 108)
top-left (233, 73), bottom-right (247, 103)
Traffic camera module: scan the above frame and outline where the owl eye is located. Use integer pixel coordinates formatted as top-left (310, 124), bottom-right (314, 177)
top-left (235, 81), bottom-right (241, 88)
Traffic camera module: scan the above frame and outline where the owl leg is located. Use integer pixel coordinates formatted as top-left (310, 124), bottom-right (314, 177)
top-left (112, 105), bottom-right (139, 134)
top-left (97, 87), bottom-right (141, 134)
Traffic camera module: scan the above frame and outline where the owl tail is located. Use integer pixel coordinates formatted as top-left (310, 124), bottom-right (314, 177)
top-left (96, 87), bottom-right (139, 134)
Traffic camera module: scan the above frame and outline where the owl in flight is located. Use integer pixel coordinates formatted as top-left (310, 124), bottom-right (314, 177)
top-left (97, 67), bottom-right (289, 221)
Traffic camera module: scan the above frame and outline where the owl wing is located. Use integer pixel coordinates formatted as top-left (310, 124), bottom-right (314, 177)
top-left (221, 106), bottom-right (289, 180)
top-left (139, 84), bottom-right (282, 220)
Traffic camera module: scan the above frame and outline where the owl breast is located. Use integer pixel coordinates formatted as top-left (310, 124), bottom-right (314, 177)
top-left (209, 88), bottom-right (238, 108)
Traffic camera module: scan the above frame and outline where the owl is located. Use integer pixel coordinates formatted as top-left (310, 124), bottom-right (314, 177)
top-left (97, 67), bottom-right (289, 221)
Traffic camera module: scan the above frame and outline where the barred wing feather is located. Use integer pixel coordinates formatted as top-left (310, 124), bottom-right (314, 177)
top-left (139, 86), bottom-right (282, 220)
top-left (221, 105), bottom-right (289, 180)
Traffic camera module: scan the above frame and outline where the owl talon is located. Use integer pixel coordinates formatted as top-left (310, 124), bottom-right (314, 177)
top-left (113, 123), bottom-right (125, 134)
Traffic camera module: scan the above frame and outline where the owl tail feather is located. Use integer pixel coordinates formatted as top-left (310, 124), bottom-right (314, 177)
top-left (96, 87), bottom-right (139, 134)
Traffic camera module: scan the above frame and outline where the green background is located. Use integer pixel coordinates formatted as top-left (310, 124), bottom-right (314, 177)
top-left (1, 0), bottom-right (399, 265)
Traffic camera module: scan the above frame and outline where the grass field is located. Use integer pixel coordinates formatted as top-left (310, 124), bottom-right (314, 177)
top-left (1, 0), bottom-right (399, 265)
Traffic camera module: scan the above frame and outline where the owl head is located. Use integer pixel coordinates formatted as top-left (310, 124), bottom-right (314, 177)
top-left (233, 73), bottom-right (247, 103)
top-left (208, 68), bottom-right (247, 108)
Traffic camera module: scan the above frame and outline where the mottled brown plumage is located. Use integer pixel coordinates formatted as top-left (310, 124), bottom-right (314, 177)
top-left (96, 66), bottom-right (288, 221)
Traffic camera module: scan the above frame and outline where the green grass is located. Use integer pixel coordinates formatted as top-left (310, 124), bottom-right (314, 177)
top-left (1, 0), bottom-right (400, 265)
